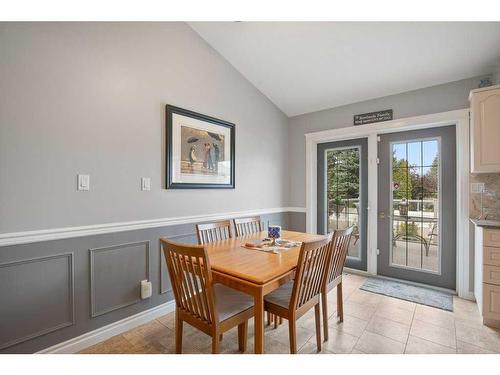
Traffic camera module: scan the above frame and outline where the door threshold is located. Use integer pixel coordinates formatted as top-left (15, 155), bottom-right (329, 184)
top-left (372, 274), bottom-right (457, 295)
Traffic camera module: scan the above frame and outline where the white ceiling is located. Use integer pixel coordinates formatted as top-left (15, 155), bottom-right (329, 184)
top-left (189, 22), bottom-right (500, 117)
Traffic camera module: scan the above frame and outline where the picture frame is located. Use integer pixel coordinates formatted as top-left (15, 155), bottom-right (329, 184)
top-left (166, 105), bottom-right (235, 189)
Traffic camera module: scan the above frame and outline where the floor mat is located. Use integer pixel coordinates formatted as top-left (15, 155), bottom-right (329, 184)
top-left (360, 277), bottom-right (453, 311)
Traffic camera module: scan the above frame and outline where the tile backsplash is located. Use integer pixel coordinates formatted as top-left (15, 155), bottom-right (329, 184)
top-left (470, 173), bottom-right (500, 220)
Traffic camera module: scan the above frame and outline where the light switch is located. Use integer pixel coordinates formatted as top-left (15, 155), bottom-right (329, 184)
top-left (77, 174), bottom-right (90, 191)
top-left (141, 177), bottom-right (151, 191)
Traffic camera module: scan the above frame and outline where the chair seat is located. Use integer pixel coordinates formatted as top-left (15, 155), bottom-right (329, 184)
top-left (264, 281), bottom-right (294, 309)
top-left (214, 284), bottom-right (254, 322)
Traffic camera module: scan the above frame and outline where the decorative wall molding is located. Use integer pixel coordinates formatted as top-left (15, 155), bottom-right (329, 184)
top-left (0, 253), bottom-right (74, 350)
top-left (37, 300), bottom-right (175, 354)
top-left (89, 241), bottom-right (150, 318)
top-left (0, 207), bottom-right (306, 248)
top-left (158, 232), bottom-right (195, 295)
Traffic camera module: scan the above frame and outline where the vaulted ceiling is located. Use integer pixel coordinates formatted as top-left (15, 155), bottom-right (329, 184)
top-left (190, 22), bottom-right (500, 117)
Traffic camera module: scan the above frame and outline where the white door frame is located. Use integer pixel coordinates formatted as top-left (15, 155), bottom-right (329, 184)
top-left (305, 109), bottom-right (471, 299)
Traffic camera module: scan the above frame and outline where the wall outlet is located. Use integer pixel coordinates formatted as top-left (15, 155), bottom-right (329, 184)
top-left (141, 177), bottom-right (151, 191)
top-left (140, 280), bottom-right (152, 299)
top-left (471, 182), bottom-right (485, 193)
top-left (77, 174), bottom-right (90, 191)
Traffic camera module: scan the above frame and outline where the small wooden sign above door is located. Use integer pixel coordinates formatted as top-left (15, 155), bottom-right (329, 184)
top-left (353, 109), bottom-right (393, 126)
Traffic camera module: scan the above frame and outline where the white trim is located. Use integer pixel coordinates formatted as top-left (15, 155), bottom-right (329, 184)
top-left (0, 207), bottom-right (306, 247)
top-left (37, 300), bottom-right (176, 354)
top-left (305, 108), bottom-right (470, 298)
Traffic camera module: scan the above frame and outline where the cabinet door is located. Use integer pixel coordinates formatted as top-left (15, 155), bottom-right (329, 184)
top-left (471, 87), bottom-right (500, 173)
top-left (483, 283), bottom-right (500, 321)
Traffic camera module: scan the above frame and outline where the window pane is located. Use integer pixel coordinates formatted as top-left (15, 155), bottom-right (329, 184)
top-left (392, 143), bottom-right (406, 164)
top-left (423, 140), bottom-right (438, 166)
top-left (407, 142), bottom-right (422, 167)
top-left (392, 219), bottom-right (408, 267)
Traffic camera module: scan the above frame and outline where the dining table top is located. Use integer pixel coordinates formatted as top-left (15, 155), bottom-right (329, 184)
top-left (205, 230), bottom-right (325, 285)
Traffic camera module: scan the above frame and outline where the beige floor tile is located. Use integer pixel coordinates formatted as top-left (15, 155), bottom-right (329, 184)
top-left (266, 322), bottom-right (315, 350)
top-left (354, 331), bottom-right (405, 354)
top-left (344, 273), bottom-right (367, 286)
top-left (80, 334), bottom-right (131, 354)
top-left (410, 318), bottom-right (456, 348)
top-left (455, 320), bottom-right (500, 353)
top-left (122, 320), bottom-right (167, 346)
top-left (157, 312), bottom-right (175, 330)
top-left (297, 310), bottom-right (319, 330)
top-left (375, 303), bottom-right (414, 326)
top-left (344, 300), bottom-right (377, 321)
top-left (161, 327), bottom-right (215, 354)
top-left (298, 342), bottom-right (334, 354)
top-left (264, 337), bottom-right (294, 354)
top-left (453, 297), bottom-right (479, 314)
top-left (405, 335), bottom-right (456, 354)
top-left (457, 340), bottom-right (496, 354)
top-left (365, 315), bottom-right (410, 343)
top-left (347, 290), bottom-right (383, 307)
top-left (378, 295), bottom-right (416, 312)
top-left (350, 348), bottom-right (366, 354)
top-left (317, 327), bottom-right (359, 353)
top-left (413, 304), bottom-right (455, 330)
top-left (328, 314), bottom-right (368, 338)
top-left (452, 298), bottom-right (483, 325)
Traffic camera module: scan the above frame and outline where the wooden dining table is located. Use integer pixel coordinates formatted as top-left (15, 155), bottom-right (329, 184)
top-left (205, 230), bottom-right (325, 354)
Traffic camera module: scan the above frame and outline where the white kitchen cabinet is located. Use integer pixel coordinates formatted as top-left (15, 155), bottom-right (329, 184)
top-left (470, 84), bottom-right (500, 173)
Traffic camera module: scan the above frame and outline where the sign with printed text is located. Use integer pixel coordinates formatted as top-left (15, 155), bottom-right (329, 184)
top-left (354, 109), bottom-right (393, 125)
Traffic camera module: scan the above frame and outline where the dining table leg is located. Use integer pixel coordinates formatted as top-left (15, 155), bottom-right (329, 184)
top-left (254, 289), bottom-right (264, 354)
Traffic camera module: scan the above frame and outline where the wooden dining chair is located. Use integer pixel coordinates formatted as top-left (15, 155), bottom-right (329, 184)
top-left (263, 235), bottom-right (333, 353)
top-left (321, 226), bottom-right (354, 341)
top-left (196, 220), bottom-right (233, 245)
top-left (161, 238), bottom-right (254, 354)
top-left (233, 216), bottom-right (263, 236)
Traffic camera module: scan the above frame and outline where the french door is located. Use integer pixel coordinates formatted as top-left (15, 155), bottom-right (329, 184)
top-left (377, 126), bottom-right (456, 290)
top-left (317, 138), bottom-right (368, 271)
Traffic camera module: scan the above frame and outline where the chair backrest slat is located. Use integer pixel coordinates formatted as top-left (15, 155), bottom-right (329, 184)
top-left (326, 227), bottom-right (354, 286)
top-left (196, 220), bottom-right (233, 245)
top-left (290, 234), bottom-right (332, 310)
top-left (233, 216), bottom-right (263, 236)
top-left (161, 238), bottom-right (218, 325)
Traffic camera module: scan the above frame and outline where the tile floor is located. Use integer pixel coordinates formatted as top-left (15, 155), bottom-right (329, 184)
top-left (80, 274), bottom-right (500, 354)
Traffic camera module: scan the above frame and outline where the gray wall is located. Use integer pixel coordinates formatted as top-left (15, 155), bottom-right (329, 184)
top-left (288, 75), bottom-right (485, 208)
top-left (0, 212), bottom-right (290, 353)
top-left (0, 22), bottom-right (289, 233)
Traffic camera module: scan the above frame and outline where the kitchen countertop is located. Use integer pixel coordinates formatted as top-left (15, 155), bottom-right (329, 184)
top-left (470, 218), bottom-right (500, 228)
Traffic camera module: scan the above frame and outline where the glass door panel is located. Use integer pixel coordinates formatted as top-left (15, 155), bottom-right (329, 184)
top-left (317, 138), bottom-right (368, 271)
top-left (326, 147), bottom-right (361, 259)
top-left (390, 139), bottom-right (440, 273)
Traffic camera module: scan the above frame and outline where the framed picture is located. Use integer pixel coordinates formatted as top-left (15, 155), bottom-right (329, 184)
top-left (166, 105), bottom-right (235, 189)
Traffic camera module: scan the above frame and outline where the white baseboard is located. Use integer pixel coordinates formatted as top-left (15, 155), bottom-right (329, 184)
top-left (37, 301), bottom-right (176, 354)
